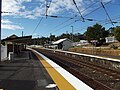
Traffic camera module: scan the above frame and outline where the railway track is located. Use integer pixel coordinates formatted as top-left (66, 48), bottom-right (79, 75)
top-left (33, 48), bottom-right (120, 90)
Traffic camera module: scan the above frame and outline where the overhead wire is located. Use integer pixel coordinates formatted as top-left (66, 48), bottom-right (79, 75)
top-left (101, 15), bottom-right (120, 24)
top-left (32, 0), bottom-right (52, 36)
top-left (44, 20), bottom-right (80, 36)
top-left (32, 17), bottom-right (43, 35)
top-left (33, 0), bottom-right (113, 37)
top-left (52, 1), bottom-right (118, 35)
top-left (46, 0), bottom-right (98, 28)
top-left (50, 3), bottom-right (115, 35)
top-left (3, 0), bottom-right (116, 39)
top-left (42, 15), bottom-right (77, 36)
top-left (84, 0), bottom-right (111, 17)
top-left (47, 1), bottom-right (110, 35)
top-left (72, 0), bottom-right (84, 21)
top-left (100, 1), bottom-right (114, 26)
top-left (3, 0), bottom-right (99, 38)
top-left (42, 1), bottom-right (99, 36)
top-left (51, 20), bottom-right (80, 33)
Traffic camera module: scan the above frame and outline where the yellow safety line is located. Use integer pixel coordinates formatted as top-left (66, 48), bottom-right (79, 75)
top-left (33, 51), bottom-right (76, 90)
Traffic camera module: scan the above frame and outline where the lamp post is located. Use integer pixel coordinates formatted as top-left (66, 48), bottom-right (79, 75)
top-left (50, 33), bottom-right (52, 44)
top-left (71, 26), bottom-right (73, 42)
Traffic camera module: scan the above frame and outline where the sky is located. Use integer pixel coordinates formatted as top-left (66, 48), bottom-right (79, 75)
top-left (1, 0), bottom-right (120, 39)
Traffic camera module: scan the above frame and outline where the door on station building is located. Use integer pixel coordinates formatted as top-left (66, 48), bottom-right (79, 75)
top-left (58, 43), bottom-right (63, 49)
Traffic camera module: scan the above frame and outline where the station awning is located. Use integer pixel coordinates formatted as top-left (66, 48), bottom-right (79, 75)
top-left (2, 35), bottom-right (32, 44)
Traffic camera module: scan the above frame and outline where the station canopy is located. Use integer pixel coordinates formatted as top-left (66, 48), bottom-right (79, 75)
top-left (2, 34), bottom-right (32, 44)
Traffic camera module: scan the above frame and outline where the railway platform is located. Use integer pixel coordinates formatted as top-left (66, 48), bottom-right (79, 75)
top-left (0, 49), bottom-right (93, 90)
top-left (0, 50), bottom-right (55, 90)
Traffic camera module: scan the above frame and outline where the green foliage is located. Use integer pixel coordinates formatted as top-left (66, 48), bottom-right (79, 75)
top-left (84, 23), bottom-right (108, 44)
top-left (114, 26), bottom-right (120, 42)
top-left (31, 33), bottom-right (84, 45)
top-left (56, 33), bottom-right (84, 42)
top-left (50, 35), bottom-right (56, 41)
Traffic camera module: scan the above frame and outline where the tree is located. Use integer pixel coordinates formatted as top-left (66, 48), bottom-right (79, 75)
top-left (114, 26), bottom-right (120, 42)
top-left (73, 33), bottom-right (85, 42)
top-left (50, 35), bottom-right (56, 41)
top-left (84, 23), bottom-right (108, 45)
top-left (56, 33), bottom-right (84, 42)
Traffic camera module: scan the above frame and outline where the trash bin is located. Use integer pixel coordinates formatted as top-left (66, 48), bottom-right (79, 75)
top-left (8, 52), bottom-right (13, 60)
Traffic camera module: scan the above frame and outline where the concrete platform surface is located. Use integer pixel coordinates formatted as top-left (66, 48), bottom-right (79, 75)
top-left (0, 51), bottom-right (55, 90)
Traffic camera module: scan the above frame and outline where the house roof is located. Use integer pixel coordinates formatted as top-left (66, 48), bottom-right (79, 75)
top-left (53, 38), bottom-right (71, 44)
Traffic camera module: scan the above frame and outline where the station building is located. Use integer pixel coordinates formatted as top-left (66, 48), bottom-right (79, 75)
top-left (2, 34), bottom-right (32, 59)
top-left (53, 38), bottom-right (73, 50)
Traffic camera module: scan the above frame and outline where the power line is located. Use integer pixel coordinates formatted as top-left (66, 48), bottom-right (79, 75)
top-left (100, 1), bottom-right (114, 26)
top-left (50, 15), bottom-right (77, 29)
top-left (52, 20), bottom-right (79, 33)
top-left (72, 0), bottom-right (84, 21)
top-left (46, 1), bottom-right (98, 19)
top-left (4, 0), bottom-right (99, 38)
top-left (42, 15), bottom-right (77, 36)
top-left (32, 0), bottom-right (52, 35)
top-left (42, 2), bottom-right (98, 36)
top-left (101, 15), bottom-right (120, 24)
top-left (84, 1), bottom-right (111, 17)
top-left (49, 13), bottom-right (120, 36)
top-left (110, 3), bottom-right (120, 6)
top-left (81, 1), bottom-right (98, 13)
top-left (35, 1), bottom-right (111, 37)
top-left (44, 20), bottom-right (80, 36)
top-left (32, 17), bottom-right (43, 35)
top-left (46, 15), bottom-right (77, 19)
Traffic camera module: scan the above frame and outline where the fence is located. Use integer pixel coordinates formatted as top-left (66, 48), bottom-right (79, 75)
top-left (69, 47), bottom-right (120, 56)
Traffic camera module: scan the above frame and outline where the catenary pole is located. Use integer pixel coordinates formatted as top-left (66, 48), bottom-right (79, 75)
top-left (71, 26), bottom-right (73, 42)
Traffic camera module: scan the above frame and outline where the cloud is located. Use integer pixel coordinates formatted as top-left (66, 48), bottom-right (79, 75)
top-left (1, 19), bottom-right (24, 30)
top-left (2, 0), bottom-right (25, 15)
top-left (1, 19), bottom-right (12, 24)
top-left (2, 0), bottom-right (111, 19)
top-left (1, 0), bottom-right (92, 19)
top-left (2, 24), bottom-right (24, 30)
top-left (2, 0), bottom-right (32, 17)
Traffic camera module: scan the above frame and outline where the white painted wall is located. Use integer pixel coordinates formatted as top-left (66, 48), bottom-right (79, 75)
top-left (1, 45), bottom-right (7, 61)
top-left (105, 36), bottom-right (118, 43)
top-left (73, 40), bottom-right (89, 46)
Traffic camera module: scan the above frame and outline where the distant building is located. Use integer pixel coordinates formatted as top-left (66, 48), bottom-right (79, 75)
top-left (80, 40), bottom-right (89, 45)
top-left (53, 38), bottom-right (72, 50)
top-left (105, 36), bottom-right (118, 43)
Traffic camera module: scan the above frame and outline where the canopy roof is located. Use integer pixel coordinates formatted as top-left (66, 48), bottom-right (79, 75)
top-left (53, 38), bottom-right (72, 44)
top-left (2, 35), bottom-right (32, 44)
